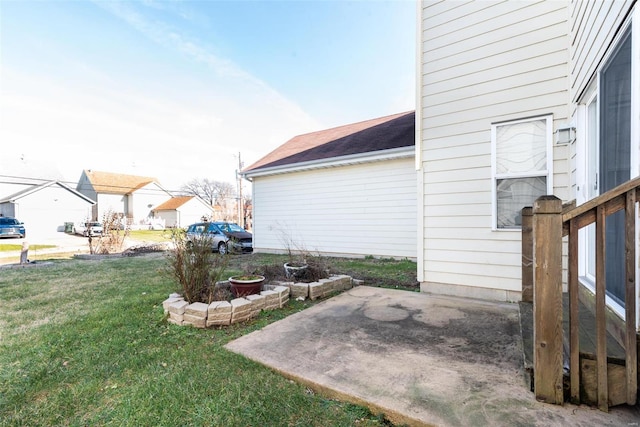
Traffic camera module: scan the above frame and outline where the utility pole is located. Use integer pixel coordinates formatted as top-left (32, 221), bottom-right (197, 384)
top-left (236, 152), bottom-right (244, 227)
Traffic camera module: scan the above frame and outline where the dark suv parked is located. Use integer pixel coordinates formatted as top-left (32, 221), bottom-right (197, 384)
top-left (185, 222), bottom-right (253, 254)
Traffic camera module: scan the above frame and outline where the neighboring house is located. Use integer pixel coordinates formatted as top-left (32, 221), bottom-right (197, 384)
top-left (417, 0), bottom-right (639, 310)
top-left (152, 196), bottom-right (215, 228)
top-left (242, 111), bottom-right (416, 259)
top-left (0, 181), bottom-right (95, 236)
top-left (76, 170), bottom-right (173, 226)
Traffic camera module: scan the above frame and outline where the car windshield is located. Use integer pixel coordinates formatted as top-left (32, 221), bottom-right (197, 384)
top-left (0, 218), bottom-right (18, 225)
top-left (218, 223), bottom-right (245, 233)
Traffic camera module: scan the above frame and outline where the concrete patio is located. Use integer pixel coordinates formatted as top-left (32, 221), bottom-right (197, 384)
top-left (225, 286), bottom-right (640, 426)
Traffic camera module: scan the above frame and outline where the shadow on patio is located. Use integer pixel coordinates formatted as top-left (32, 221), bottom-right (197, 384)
top-left (225, 286), bottom-right (640, 426)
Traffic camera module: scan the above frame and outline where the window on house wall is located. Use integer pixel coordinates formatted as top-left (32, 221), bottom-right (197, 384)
top-left (492, 115), bottom-right (553, 229)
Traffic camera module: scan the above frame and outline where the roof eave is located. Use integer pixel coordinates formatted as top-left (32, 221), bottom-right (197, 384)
top-left (241, 146), bottom-right (414, 180)
top-left (0, 181), bottom-right (96, 205)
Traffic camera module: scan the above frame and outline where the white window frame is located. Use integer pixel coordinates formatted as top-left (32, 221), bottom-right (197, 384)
top-left (491, 115), bottom-right (554, 231)
top-left (575, 10), bottom-right (639, 321)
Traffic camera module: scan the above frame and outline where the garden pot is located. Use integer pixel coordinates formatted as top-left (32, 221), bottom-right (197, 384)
top-left (229, 275), bottom-right (265, 298)
top-left (284, 262), bottom-right (308, 279)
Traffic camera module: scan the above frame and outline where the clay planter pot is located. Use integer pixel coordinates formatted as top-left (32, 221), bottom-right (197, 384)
top-left (284, 262), bottom-right (308, 279)
top-left (229, 275), bottom-right (265, 298)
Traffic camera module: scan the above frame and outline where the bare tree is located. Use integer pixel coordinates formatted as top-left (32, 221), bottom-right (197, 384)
top-left (242, 194), bottom-right (252, 229)
top-left (215, 181), bottom-right (235, 207)
top-left (180, 178), bottom-right (217, 206)
top-left (180, 179), bottom-right (237, 216)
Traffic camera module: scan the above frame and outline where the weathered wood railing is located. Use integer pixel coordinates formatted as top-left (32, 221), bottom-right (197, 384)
top-left (522, 176), bottom-right (640, 411)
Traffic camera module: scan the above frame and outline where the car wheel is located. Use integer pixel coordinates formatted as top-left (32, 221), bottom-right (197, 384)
top-left (218, 242), bottom-right (228, 255)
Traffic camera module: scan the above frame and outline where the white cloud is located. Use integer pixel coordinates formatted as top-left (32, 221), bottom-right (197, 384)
top-left (1, 2), bottom-right (321, 192)
top-left (0, 64), bottom-right (317, 191)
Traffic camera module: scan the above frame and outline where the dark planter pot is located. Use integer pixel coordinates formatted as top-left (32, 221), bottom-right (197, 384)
top-left (229, 275), bottom-right (265, 298)
top-left (284, 262), bottom-right (308, 279)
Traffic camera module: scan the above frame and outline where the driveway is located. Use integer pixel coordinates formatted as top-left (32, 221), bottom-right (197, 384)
top-left (0, 232), bottom-right (91, 264)
top-left (225, 286), bottom-right (640, 427)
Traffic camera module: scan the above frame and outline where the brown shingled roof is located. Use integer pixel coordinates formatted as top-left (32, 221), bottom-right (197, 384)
top-left (244, 111), bottom-right (415, 173)
top-left (82, 170), bottom-right (158, 194)
top-left (153, 196), bottom-right (194, 211)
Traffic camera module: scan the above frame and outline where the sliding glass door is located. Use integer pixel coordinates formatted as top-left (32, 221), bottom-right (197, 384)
top-left (599, 28), bottom-right (632, 307)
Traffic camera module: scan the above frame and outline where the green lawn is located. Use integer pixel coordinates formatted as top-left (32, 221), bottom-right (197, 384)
top-left (0, 244), bottom-right (55, 253)
top-left (127, 229), bottom-right (173, 242)
top-left (0, 253), bottom-right (413, 426)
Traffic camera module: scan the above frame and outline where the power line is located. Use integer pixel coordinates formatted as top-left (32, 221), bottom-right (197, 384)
top-left (0, 173), bottom-right (246, 198)
top-left (0, 173), bottom-right (182, 195)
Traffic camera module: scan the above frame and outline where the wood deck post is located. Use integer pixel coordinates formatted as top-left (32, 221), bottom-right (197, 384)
top-left (624, 189), bottom-right (637, 405)
top-left (532, 196), bottom-right (564, 404)
top-left (521, 207), bottom-right (534, 303)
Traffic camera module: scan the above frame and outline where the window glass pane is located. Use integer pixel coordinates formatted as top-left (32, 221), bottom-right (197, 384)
top-left (600, 28), bottom-right (631, 308)
top-left (496, 119), bottom-right (547, 174)
top-left (496, 177), bottom-right (547, 228)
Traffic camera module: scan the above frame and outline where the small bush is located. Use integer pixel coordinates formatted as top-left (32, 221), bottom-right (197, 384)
top-left (90, 210), bottom-right (129, 255)
top-left (166, 228), bottom-right (228, 304)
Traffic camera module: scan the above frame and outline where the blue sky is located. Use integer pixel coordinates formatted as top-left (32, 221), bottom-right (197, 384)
top-left (0, 0), bottom-right (415, 191)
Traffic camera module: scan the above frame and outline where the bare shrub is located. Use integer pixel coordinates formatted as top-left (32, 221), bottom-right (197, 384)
top-left (166, 228), bottom-right (228, 304)
top-left (91, 211), bottom-right (129, 255)
top-left (249, 255), bottom-right (329, 283)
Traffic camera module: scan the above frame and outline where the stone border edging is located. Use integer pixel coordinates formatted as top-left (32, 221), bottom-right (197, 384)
top-left (163, 274), bottom-right (354, 328)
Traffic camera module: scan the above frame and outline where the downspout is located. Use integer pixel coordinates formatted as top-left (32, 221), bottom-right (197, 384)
top-left (415, 0), bottom-right (425, 284)
top-left (633, 8), bottom-right (640, 331)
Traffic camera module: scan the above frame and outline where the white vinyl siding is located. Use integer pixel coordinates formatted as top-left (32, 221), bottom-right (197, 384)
top-left (155, 199), bottom-right (214, 228)
top-left (129, 183), bottom-right (172, 225)
top-left (9, 185), bottom-right (93, 237)
top-left (419, 1), bottom-right (570, 299)
top-left (251, 158), bottom-right (416, 259)
top-left (96, 193), bottom-right (126, 220)
top-left (569, 0), bottom-right (634, 103)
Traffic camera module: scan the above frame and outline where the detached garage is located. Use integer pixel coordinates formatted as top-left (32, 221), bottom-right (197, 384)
top-left (242, 111), bottom-right (416, 259)
top-left (152, 195), bottom-right (215, 228)
top-left (0, 181), bottom-right (95, 237)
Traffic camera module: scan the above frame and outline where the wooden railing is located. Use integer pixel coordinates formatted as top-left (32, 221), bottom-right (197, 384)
top-left (522, 177), bottom-right (640, 411)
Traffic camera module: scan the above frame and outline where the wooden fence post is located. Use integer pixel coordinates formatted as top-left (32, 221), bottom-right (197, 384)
top-left (521, 207), bottom-right (534, 303)
top-left (533, 196), bottom-right (564, 404)
top-left (20, 241), bottom-right (29, 264)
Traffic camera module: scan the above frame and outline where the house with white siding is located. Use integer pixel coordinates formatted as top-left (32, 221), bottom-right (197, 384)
top-left (0, 181), bottom-right (95, 237)
top-left (417, 0), bottom-right (572, 301)
top-left (414, 0), bottom-right (640, 409)
top-left (245, 0), bottom-right (639, 308)
top-left (417, 0), bottom-right (640, 303)
top-left (76, 170), bottom-right (173, 227)
top-left (242, 111), bottom-right (416, 259)
top-left (152, 195), bottom-right (215, 228)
